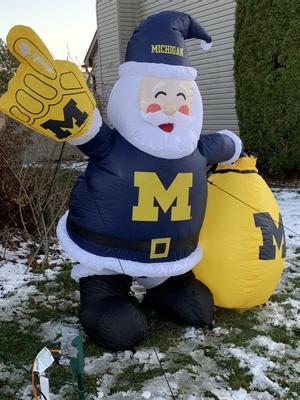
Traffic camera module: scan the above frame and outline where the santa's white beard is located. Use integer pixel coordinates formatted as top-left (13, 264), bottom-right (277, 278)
top-left (141, 109), bottom-right (197, 128)
top-left (107, 75), bottom-right (203, 159)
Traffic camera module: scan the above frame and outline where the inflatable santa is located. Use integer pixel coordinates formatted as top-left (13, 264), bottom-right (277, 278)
top-left (0, 11), bottom-right (242, 350)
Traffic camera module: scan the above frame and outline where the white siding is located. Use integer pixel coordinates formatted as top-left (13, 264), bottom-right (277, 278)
top-left (137, 0), bottom-right (238, 133)
top-left (118, 0), bottom-right (139, 63)
top-left (96, 0), bottom-right (139, 113)
top-left (96, 0), bottom-right (120, 103)
top-left (91, 44), bottom-right (105, 111)
top-left (95, 0), bottom-right (238, 133)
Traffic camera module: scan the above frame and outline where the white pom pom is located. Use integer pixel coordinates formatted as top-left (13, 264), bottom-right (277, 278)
top-left (201, 40), bottom-right (212, 51)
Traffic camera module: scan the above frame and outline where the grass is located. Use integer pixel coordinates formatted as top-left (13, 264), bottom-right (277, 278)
top-left (203, 391), bottom-right (219, 399)
top-left (267, 325), bottom-right (298, 347)
top-left (167, 351), bottom-right (197, 372)
top-left (0, 320), bottom-right (45, 364)
top-left (0, 320), bottom-right (79, 397)
top-left (142, 312), bottom-right (186, 352)
top-left (214, 308), bottom-right (260, 347)
top-left (109, 366), bottom-right (163, 394)
top-left (204, 343), bottom-right (252, 391)
top-left (220, 357), bottom-right (252, 391)
top-left (0, 265), bottom-right (99, 399)
top-left (1, 244), bottom-right (299, 399)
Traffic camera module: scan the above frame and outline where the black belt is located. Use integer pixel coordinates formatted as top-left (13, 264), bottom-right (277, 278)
top-left (67, 218), bottom-right (198, 260)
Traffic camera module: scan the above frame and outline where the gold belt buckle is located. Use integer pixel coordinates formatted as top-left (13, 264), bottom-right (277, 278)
top-left (150, 237), bottom-right (171, 259)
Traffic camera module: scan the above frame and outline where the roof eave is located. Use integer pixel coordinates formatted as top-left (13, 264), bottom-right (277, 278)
top-left (84, 31), bottom-right (98, 67)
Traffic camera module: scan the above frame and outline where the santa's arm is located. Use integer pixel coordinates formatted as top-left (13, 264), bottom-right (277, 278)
top-left (68, 108), bottom-right (114, 161)
top-left (197, 129), bottom-right (243, 165)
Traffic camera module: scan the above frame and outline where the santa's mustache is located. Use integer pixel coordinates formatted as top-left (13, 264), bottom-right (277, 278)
top-left (141, 110), bottom-right (197, 127)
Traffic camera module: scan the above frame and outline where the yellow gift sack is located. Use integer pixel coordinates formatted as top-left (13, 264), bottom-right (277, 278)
top-left (0, 25), bottom-right (95, 141)
top-left (193, 156), bottom-right (286, 309)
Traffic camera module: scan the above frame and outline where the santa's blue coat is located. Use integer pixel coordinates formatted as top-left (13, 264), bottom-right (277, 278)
top-left (66, 122), bottom-right (237, 265)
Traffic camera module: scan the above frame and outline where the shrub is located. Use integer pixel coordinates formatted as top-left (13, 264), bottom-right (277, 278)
top-left (0, 38), bottom-right (19, 95)
top-left (234, 0), bottom-right (300, 178)
top-left (0, 123), bottom-right (78, 240)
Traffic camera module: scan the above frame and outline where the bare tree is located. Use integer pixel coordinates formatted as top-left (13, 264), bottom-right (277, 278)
top-left (0, 38), bottom-right (19, 95)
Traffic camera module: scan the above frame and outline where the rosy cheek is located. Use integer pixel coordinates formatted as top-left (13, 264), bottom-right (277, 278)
top-left (179, 105), bottom-right (190, 115)
top-left (146, 103), bottom-right (161, 113)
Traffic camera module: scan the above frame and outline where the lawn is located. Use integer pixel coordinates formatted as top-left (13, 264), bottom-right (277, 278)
top-left (0, 188), bottom-right (299, 400)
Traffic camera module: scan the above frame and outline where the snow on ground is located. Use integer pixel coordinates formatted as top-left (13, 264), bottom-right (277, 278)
top-left (0, 187), bottom-right (299, 400)
top-left (0, 238), bottom-right (60, 321)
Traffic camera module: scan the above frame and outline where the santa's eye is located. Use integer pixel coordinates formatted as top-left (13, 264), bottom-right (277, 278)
top-left (154, 91), bottom-right (167, 98)
top-left (177, 92), bottom-right (186, 100)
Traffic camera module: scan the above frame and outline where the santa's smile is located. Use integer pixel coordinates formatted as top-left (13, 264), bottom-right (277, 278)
top-left (158, 123), bottom-right (174, 133)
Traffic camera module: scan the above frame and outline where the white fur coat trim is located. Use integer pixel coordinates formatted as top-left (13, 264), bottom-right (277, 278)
top-left (119, 61), bottom-right (197, 80)
top-left (57, 212), bottom-right (202, 281)
top-left (218, 129), bottom-right (242, 165)
top-left (68, 108), bottom-right (102, 146)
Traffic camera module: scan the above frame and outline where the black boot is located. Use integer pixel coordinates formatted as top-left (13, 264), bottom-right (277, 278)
top-left (79, 274), bottom-right (148, 351)
top-left (143, 271), bottom-right (214, 327)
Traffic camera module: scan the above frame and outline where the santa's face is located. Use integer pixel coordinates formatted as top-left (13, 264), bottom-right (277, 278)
top-left (139, 76), bottom-right (194, 133)
top-left (107, 73), bottom-right (203, 159)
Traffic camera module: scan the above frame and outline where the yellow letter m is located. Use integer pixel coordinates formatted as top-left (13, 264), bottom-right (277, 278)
top-left (132, 172), bottom-right (193, 222)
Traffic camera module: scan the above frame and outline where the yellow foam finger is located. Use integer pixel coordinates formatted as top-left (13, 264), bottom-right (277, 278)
top-left (60, 71), bottom-right (83, 90)
top-left (7, 25), bottom-right (57, 80)
top-left (1, 28), bottom-right (96, 142)
top-left (9, 106), bottom-right (30, 124)
top-left (24, 74), bottom-right (57, 100)
top-left (56, 60), bottom-right (83, 90)
top-left (38, 94), bottom-right (94, 141)
top-left (0, 89), bottom-right (30, 124)
top-left (56, 60), bottom-right (96, 107)
top-left (0, 64), bottom-right (35, 120)
top-left (16, 90), bottom-right (45, 114)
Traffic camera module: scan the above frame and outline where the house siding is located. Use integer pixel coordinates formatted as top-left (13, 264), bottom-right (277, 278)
top-left (118, 0), bottom-right (139, 63)
top-left (137, 0), bottom-right (238, 133)
top-left (95, 0), bottom-right (239, 133)
top-left (90, 44), bottom-right (104, 109)
top-left (96, 0), bottom-right (120, 102)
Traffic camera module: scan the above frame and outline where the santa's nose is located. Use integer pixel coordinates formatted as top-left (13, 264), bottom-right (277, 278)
top-left (162, 103), bottom-right (177, 116)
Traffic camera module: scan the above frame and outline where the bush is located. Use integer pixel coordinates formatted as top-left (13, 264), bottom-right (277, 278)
top-left (234, 0), bottom-right (300, 178)
top-left (0, 123), bottom-right (78, 240)
top-left (0, 38), bottom-right (19, 95)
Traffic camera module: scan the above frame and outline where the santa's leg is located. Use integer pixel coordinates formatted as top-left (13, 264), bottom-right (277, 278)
top-left (143, 271), bottom-right (214, 327)
top-left (79, 274), bottom-right (148, 350)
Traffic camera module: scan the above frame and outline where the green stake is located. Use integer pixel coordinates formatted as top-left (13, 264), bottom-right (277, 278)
top-left (69, 335), bottom-right (86, 400)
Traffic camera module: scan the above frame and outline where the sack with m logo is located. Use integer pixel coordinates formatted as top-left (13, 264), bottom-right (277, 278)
top-left (193, 156), bottom-right (285, 309)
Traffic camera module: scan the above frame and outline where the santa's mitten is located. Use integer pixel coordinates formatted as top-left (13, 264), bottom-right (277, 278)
top-left (79, 275), bottom-right (148, 351)
top-left (217, 130), bottom-right (243, 166)
top-left (143, 271), bottom-right (214, 327)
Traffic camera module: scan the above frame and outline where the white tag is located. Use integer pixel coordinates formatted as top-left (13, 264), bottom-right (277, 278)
top-left (39, 374), bottom-right (51, 400)
top-left (33, 347), bottom-right (54, 374)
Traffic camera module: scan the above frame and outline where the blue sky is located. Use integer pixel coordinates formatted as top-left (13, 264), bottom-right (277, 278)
top-left (0, 0), bottom-right (97, 65)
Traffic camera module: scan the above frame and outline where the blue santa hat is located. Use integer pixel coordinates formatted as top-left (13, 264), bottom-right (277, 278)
top-left (120, 11), bottom-right (212, 81)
